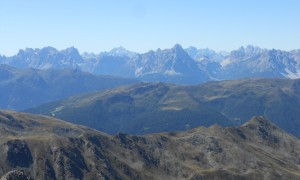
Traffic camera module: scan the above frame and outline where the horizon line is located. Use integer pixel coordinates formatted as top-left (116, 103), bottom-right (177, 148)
top-left (1, 44), bottom-right (299, 57)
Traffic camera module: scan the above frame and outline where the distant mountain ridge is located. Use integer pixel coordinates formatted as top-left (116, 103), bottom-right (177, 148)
top-left (220, 45), bottom-right (300, 79)
top-left (0, 65), bottom-right (137, 110)
top-left (2, 46), bottom-right (84, 69)
top-left (1, 44), bottom-right (300, 84)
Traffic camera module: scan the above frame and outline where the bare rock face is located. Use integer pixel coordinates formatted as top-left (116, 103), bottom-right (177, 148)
top-left (0, 170), bottom-right (31, 180)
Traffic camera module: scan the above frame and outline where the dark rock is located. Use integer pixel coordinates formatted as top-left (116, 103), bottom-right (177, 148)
top-left (45, 159), bottom-right (57, 180)
top-left (5, 140), bottom-right (33, 168)
top-left (236, 128), bottom-right (246, 139)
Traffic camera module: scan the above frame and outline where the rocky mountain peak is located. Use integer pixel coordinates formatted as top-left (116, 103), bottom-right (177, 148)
top-left (171, 44), bottom-right (185, 53)
top-left (243, 116), bottom-right (273, 127)
top-left (168, 44), bottom-right (195, 62)
top-left (242, 116), bottom-right (280, 136)
top-left (81, 52), bottom-right (97, 59)
top-left (230, 45), bottom-right (264, 59)
top-left (185, 46), bottom-right (198, 58)
top-left (61, 47), bottom-right (83, 63)
top-left (102, 46), bottom-right (137, 58)
top-left (110, 46), bottom-right (127, 53)
top-left (41, 46), bottom-right (57, 51)
top-left (62, 46), bottom-right (80, 55)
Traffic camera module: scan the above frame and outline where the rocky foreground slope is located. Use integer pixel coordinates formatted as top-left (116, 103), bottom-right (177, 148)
top-left (0, 110), bottom-right (299, 179)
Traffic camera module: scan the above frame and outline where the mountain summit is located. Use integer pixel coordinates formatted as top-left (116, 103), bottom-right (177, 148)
top-left (132, 44), bottom-right (210, 83)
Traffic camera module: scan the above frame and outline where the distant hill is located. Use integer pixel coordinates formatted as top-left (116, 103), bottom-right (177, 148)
top-left (27, 78), bottom-right (300, 138)
top-left (26, 82), bottom-right (234, 135)
top-left (1, 44), bottom-right (300, 84)
top-left (0, 110), bottom-right (299, 179)
top-left (0, 65), bottom-right (137, 110)
top-left (186, 78), bottom-right (300, 137)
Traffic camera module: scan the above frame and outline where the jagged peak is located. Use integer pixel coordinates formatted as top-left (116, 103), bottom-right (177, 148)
top-left (100, 46), bottom-right (137, 58)
top-left (17, 49), bottom-right (27, 55)
top-left (145, 49), bottom-right (155, 55)
top-left (172, 44), bottom-right (184, 51)
top-left (15, 47), bottom-right (57, 56)
top-left (40, 46), bottom-right (58, 54)
top-left (184, 46), bottom-right (198, 55)
top-left (110, 46), bottom-right (127, 52)
top-left (62, 46), bottom-right (80, 54)
top-left (186, 46), bottom-right (197, 50)
top-left (237, 45), bottom-right (265, 54)
top-left (229, 45), bottom-right (265, 58)
top-left (242, 116), bottom-right (277, 129)
top-left (81, 52), bottom-right (97, 59)
top-left (170, 44), bottom-right (192, 58)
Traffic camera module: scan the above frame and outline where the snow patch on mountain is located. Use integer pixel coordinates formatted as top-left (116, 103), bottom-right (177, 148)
top-left (164, 69), bottom-right (181, 76)
top-left (220, 58), bottom-right (232, 67)
top-left (283, 68), bottom-right (300, 79)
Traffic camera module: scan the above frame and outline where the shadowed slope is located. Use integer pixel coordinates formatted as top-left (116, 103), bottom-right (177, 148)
top-left (27, 78), bottom-right (300, 137)
top-left (26, 83), bottom-right (233, 135)
top-left (0, 65), bottom-right (137, 110)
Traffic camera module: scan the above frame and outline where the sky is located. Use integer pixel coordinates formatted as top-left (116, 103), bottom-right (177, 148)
top-left (1, 0), bottom-right (300, 55)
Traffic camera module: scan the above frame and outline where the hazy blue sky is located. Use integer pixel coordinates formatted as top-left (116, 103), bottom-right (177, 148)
top-left (1, 0), bottom-right (300, 55)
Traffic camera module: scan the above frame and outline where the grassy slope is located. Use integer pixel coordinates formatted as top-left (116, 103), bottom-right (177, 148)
top-left (27, 83), bottom-right (233, 135)
top-left (27, 78), bottom-right (300, 137)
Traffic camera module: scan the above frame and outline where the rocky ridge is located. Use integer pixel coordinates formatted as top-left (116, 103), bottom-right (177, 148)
top-left (0, 110), bottom-right (299, 179)
top-left (1, 44), bottom-right (300, 84)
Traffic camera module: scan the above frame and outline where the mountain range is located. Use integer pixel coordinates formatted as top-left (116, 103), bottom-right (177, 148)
top-left (0, 64), bottom-right (137, 110)
top-left (1, 44), bottom-right (300, 179)
top-left (1, 45), bottom-right (300, 84)
top-left (27, 78), bottom-right (300, 138)
top-left (0, 110), bottom-right (299, 179)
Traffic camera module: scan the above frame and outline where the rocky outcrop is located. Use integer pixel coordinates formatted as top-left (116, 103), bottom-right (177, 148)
top-left (0, 170), bottom-right (31, 180)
